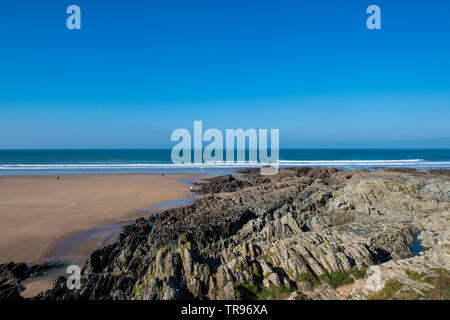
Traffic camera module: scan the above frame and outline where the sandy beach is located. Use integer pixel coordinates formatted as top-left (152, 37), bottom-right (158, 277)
top-left (0, 173), bottom-right (197, 264)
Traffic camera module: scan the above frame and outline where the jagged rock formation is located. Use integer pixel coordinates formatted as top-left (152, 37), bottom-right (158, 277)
top-left (0, 262), bottom-right (55, 300)
top-left (10, 167), bottom-right (450, 300)
top-left (349, 210), bottom-right (450, 300)
top-left (193, 174), bottom-right (251, 195)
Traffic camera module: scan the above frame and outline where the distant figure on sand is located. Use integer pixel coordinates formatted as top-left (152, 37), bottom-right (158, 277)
top-left (56, 176), bottom-right (60, 180)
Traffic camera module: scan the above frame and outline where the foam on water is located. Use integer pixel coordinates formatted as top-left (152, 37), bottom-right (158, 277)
top-left (1, 159), bottom-right (450, 170)
top-left (1, 149), bottom-right (450, 174)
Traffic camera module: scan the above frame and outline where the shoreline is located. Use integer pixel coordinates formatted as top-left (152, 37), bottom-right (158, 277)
top-left (1, 161), bottom-right (450, 176)
top-left (0, 173), bottom-right (199, 265)
top-left (20, 180), bottom-right (202, 298)
top-left (0, 173), bottom-right (201, 297)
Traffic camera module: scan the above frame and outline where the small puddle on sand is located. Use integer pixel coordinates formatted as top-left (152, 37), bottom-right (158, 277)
top-left (145, 178), bottom-right (197, 213)
top-left (21, 256), bottom-right (85, 298)
top-left (50, 221), bottom-right (128, 258)
top-left (145, 197), bottom-right (194, 212)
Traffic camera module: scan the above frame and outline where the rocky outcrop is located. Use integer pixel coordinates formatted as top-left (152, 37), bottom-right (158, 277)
top-left (193, 175), bottom-right (251, 195)
top-left (0, 262), bottom-right (55, 300)
top-left (348, 210), bottom-right (450, 300)
top-left (6, 167), bottom-right (450, 300)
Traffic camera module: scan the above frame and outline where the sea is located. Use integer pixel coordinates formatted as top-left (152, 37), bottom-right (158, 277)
top-left (0, 149), bottom-right (449, 175)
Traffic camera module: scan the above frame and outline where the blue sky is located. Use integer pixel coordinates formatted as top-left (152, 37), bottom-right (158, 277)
top-left (0, 0), bottom-right (449, 148)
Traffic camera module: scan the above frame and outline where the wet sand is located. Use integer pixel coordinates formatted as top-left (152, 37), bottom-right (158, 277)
top-left (0, 174), bottom-right (197, 264)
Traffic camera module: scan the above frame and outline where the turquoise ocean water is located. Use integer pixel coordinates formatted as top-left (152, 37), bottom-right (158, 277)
top-left (0, 149), bottom-right (449, 175)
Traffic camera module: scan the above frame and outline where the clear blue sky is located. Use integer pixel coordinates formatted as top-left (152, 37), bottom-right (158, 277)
top-left (0, 0), bottom-right (449, 148)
